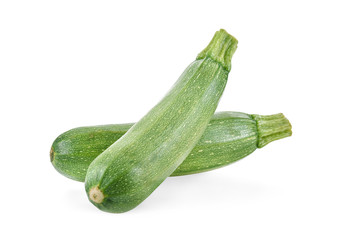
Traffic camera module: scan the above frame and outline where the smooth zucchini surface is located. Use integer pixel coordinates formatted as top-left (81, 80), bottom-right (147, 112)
top-left (51, 112), bottom-right (292, 181)
top-left (85, 29), bottom-right (238, 213)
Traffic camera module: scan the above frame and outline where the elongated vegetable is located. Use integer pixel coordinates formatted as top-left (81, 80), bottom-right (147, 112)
top-left (51, 112), bottom-right (292, 181)
top-left (85, 29), bottom-right (238, 213)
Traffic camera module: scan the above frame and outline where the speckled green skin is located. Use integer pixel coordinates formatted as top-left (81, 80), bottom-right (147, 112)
top-left (52, 111), bottom-right (292, 181)
top-left (173, 112), bottom-right (257, 175)
top-left (51, 123), bottom-right (133, 181)
top-left (52, 112), bottom-right (257, 181)
top-left (85, 30), bottom-right (238, 213)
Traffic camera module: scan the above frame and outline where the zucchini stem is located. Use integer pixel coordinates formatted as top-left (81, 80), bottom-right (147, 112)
top-left (252, 113), bottom-right (292, 148)
top-left (196, 29), bottom-right (238, 71)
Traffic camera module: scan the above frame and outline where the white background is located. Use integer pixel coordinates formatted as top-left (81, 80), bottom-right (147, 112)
top-left (1, 0), bottom-right (341, 239)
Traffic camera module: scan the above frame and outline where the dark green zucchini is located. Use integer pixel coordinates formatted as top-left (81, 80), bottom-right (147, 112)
top-left (51, 112), bottom-right (292, 181)
top-left (85, 29), bottom-right (238, 213)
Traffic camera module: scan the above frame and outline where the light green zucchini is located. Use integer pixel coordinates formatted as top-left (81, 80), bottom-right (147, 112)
top-left (50, 112), bottom-right (292, 181)
top-left (85, 29), bottom-right (238, 213)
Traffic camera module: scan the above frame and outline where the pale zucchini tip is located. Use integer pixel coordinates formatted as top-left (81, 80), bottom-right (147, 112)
top-left (89, 185), bottom-right (105, 204)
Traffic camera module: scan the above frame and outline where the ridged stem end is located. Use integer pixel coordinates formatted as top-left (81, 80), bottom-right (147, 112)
top-left (252, 113), bottom-right (292, 148)
top-left (196, 29), bottom-right (238, 72)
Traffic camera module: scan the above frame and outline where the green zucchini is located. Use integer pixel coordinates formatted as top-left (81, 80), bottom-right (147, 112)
top-left (51, 112), bottom-right (292, 181)
top-left (85, 29), bottom-right (238, 213)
